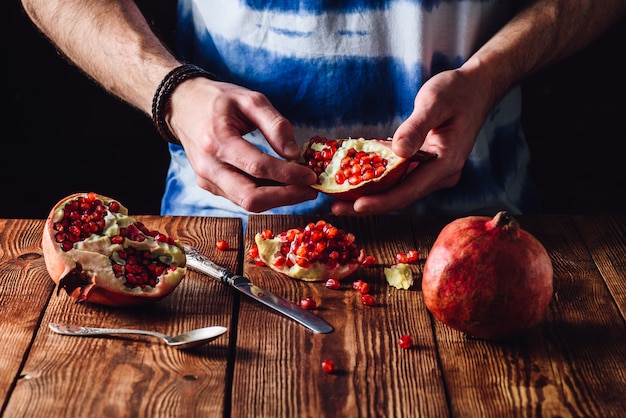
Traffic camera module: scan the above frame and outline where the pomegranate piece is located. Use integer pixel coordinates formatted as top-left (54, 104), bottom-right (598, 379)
top-left (254, 220), bottom-right (362, 281)
top-left (384, 263), bottom-right (414, 290)
top-left (298, 137), bottom-right (412, 201)
top-left (41, 192), bottom-right (186, 306)
top-left (422, 211), bottom-right (554, 340)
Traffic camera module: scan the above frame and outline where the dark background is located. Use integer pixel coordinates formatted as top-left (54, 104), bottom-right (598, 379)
top-left (4, 2), bottom-right (625, 219)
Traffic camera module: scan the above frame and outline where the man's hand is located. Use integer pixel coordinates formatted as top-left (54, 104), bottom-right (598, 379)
top-left (331, 66), bottom-right (492, 216)
top-left (169, 77), bottom-right (319, 212)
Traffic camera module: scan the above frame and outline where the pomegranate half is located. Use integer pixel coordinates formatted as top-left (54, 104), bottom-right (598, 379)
top-left (42, 192), bottom-right (186, 306)
top-left (254, 220), bottom-right (363, 281)
top-left (421, 211), bottom-right (553, 340)
top-left (299, 136), bottom-right (410, 201)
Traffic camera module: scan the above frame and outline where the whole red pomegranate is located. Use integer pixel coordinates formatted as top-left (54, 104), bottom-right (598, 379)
top-left (254, 220), bottom-right (364, 281)
top-left (42, 192), bottom-right (186, 306)
top-left (422, 211), bottom-right (553, 340)
top-left (299, 136), bottom-right (413, 200)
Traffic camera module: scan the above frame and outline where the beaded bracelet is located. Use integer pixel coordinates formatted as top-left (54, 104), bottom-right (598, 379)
top-left (151, 64), bottom-right (217, 145)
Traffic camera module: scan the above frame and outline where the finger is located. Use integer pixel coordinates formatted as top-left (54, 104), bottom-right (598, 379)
top-left (392, 88), bottom-right (450, 159)
top-left (351, 160), bottom-right (458, 214)
top-left (209, 133), bottom-right (317, 186)
top-left (236, 92), bottom-right (301, 160)
top-left (197, 164), bottom-right (318, 213)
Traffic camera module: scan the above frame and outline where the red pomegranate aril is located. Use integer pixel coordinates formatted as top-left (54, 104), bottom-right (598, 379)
top-left (216, 240), bottom-right (230, 251)
top-left (361, 294), bottom-right (376, 306)
top-left (321, 359), bottom-right (336, 374)
top-left (361, 255), bottom-right (376, 267)
top-left (300, 297), bottom-right (317, 310)
top-left (325, 278), bottom-right (341, 290)
top-left (398, 335), bottom-right (413, 349)
top-left (396, 252), bottom-right (408, 264)
top-left (406, 250), bottom-right (419, 263)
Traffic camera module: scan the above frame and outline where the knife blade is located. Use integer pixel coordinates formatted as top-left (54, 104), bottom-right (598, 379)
top-left (183, 244), bottom-right (333, 334)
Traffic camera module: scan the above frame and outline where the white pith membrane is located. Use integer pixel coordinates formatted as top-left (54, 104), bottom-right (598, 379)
top-left (304, 138), bottom-right (405, 193)
top-left (384, 263), bottom-right (414, 289)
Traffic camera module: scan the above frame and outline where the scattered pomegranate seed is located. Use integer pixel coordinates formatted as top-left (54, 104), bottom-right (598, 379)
top-left (325, 278), bottom-right (341, 290)
top-left (352, 279), bottom-right (370, 294)
top-left (406, 250), bottom-right (419, 263)
top-left (216, 240), bottom-right (230, 251)
top-left (321, 359), bottom-right (336, 374)
top-left (361, 294), bottom-right (376, 306)
top-left (300, 297), bottom-right (317, 310)
top-left (398, 335), bottom-right (413, 349)
top-left (361, 255), bottom-right (376, 267)
top-left (395, 252), bottom-right (408, 264)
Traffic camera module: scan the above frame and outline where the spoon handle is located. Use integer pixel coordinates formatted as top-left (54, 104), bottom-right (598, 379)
top-left (49, 323), bottom-right (168, 341)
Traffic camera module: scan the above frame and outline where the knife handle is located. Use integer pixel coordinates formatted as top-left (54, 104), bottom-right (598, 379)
top-left (183, 244), bottom-right (234, 285)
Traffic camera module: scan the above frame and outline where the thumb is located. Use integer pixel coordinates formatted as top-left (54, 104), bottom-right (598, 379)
top-left (392, 114), bottom-right (429, 158)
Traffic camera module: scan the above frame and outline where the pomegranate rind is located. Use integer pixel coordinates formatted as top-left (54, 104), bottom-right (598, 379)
top-left (384, 263), bottom-right (414, 290)
top-left (421, 212), bottom-right (554, 340)
top-left (300, 137), bottom-right (409, 201)
top-left (254, 233), bottom-right (360, 282)
top-left (42, 192), bottom-right (186, 306)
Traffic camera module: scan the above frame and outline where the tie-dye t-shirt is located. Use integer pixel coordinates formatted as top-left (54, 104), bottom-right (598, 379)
top-left (162, 0), bottom-right (540, 221)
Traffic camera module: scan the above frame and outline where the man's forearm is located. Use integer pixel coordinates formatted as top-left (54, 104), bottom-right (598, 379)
top-left (20, 0), bottom-right (180, 115)
top-left (462, 0), bottom-right (626, 111)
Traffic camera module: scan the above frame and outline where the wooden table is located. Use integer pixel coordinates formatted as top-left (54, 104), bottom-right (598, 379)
top-left (1, 214), bottom-right (624, 417)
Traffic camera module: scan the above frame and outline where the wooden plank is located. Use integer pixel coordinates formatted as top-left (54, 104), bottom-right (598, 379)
top-left (0, 219), bottom-right (55, 408)
top-left (428, 215), bottom-right (626, 417)
top-left (4, 216), bottom-right (240, 418)
top-left (572, 214), bottom-right (626, 319)
top-left (232, 214), bottom-right (449, 417)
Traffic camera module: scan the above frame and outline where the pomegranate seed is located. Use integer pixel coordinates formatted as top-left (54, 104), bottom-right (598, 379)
top-left (398, 335), bottom-right (413, 349)
top-left (361, 294), bottom-right (376, 306)
top-left (300, 298), bottom-right (317, 310)
top-left (358, 282), bottom-right (370, 294)
top-left (395, 252), bottom-right (408, 264)
top-left (406, 250), bottom-right (419, 263)
top-left (272, 255), bottom-right (287, 267)
top-left (325, 278), bottom-right (341, 290)
top-left (249, 245), bottom-right (259, 259)
top-left (216, 240), bottom-right (230, 251)
top-left (361, 255), bottom-right (376, 267)
top-left (321, 359), bottom-right (336, 374)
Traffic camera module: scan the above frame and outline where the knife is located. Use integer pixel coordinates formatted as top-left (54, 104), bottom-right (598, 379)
top-left (183, 244), bottom-right (333, 334)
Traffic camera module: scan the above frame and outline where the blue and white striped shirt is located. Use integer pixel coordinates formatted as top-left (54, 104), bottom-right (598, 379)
top-left (162, 0), bottom-right (540, 220)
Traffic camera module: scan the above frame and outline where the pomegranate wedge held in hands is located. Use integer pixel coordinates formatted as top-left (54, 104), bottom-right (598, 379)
top-left (299, 136), bottom-right (411, 200)
top-left (42, 192), bottom-right (186, 306)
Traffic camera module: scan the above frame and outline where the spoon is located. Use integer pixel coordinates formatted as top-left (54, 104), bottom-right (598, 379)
top-left (49, 322), bottom-right (227, 350)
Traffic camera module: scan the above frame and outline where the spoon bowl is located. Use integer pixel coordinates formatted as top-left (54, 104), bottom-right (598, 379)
top-left (49, 323), bottom-right (227, 350)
